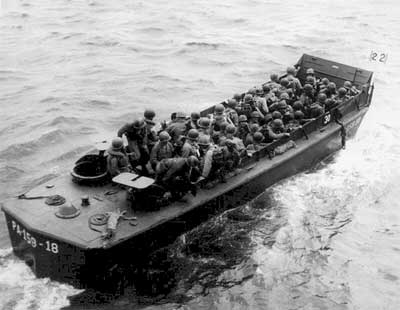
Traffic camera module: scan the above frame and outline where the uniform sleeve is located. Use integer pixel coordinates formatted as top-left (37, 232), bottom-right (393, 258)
top-left (150, 143), bottom-right (159, 163)
top-left (117, 123), bottom-right (130, 138)
top-left (107, 157), bottom-right (120, 177)
top-left (202, 150), bottom-right (213, 178)
top-left (181, 144), bottom-right (191, 158)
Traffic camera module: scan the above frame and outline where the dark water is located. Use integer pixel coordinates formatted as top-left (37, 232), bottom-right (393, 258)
top-left (1, 0), bottom-right (400, 309)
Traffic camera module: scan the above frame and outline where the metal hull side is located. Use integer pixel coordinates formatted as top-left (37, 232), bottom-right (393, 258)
top-left (2, 108), bottom-right (367, 289)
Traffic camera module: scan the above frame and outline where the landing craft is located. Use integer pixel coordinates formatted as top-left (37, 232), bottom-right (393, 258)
top-left (1, 54), bottom-right (374, 291)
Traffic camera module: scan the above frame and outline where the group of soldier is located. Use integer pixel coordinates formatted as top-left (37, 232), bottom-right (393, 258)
top-left (107, 66), bottom-right (360, 201)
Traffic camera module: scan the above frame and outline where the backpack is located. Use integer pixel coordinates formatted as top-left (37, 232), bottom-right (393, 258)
top-left (212, 146), bottom-right (225, 166)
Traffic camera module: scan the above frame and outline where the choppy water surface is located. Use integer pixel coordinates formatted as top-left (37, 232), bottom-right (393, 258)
top-left (1, 0), bottom-right (400, 309)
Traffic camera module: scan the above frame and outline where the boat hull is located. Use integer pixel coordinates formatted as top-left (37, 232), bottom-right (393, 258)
top-left (4, 107), bottom-right (368, 290)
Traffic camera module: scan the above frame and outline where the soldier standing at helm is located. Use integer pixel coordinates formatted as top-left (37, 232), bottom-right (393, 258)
top-left (117, 118), bottom-right (150, 175)
top-left (107, 137), bottom-right (131, 177)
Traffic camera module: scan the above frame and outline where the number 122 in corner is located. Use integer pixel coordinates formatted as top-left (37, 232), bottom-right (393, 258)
top-left (369, 51), bottom-right (388, 63)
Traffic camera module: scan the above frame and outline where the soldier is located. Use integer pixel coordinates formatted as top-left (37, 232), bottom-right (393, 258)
top-left (272, 110), bottom-right (282, 120)
top-left (277, 78), bottom-right (290, 96)
top-left (286, 66), bottom-right (302, 95)
top-left (305, 68), bottom-right (317, 87)
top-left (166, 112), bottom-right (188, 142)
top-left (197, 117), bottom-right (212, 137)
top-left (292, 101), bottom-right (304, 112)
top-left (308, 102), bottom-right (325, 118)
top-left (186, 112), bottom-right (201, 131)
top-left (233, 93), bottom-right (243, 104)
top-left (107, 138), bottom-right (131, 177)
top-left (321, 82), bottom-right (337, 98)
top-left (262, 84), bottom-right (278, 107)
top-left (246, 132), bottom-right (266, 152)
top-left (198, 135), bottom-right (215, 179)
top-left (150, 131), bottom-right (174, 171)
top-left (223, 139), bottom-right (240, 172)
top-left (249, 110), bottom-right (262, 125)
top-left (266, 119), bottom-right (290, 142)
top-left (225, 99), bottom-right (239, 126)
top-left (264, 73), bottom-right (280, 90)
top-left (254, 97), bottom-right (269, 115)
top-left (144, 109), bottom-right (156, 122)
top-left (237, 115), bottom-right (250, 142)
top-left (117, 118), bottom-right (150, 175)
top-left (299, 84), bottom-right (315, 107)
top-left (325, 98), bottom-right (338, 111)
top-left (317, 77), bottom-right (330, 93)
top-left (213, 103), bottom-right (227, 130)
top-left (343, 81), bottom-right (360, 96)
top-left (144, 118), bottom-right (158, 152)
top-left (155, 156), bottom-right (200, 200)
top-left (223, 124), bottom-right (245, 154)
top-left (334, 87), bottom-right (349, 104)
top-left (182, 129), bottom-right (200, 158)
top-left (245, 123), bottom-right (260, 146)
top-left (317, 93), bottom-right (327, 108)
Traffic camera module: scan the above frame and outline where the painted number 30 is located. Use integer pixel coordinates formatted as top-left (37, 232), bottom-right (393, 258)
top-left (369, 51), bottom-right (388, 63)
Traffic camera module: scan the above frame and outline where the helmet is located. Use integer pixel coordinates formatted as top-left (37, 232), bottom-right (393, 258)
top-left (306, 68), bottom-right (315, 75)
top-left (219, 122), bottom-right (229, 132)
top-left (277, 100), bottom-right (288, 110)
top-left (190, 112), bottom-right (200, 120)
top-left (248, 88), bottom-right (257, 95)
top-left (227, 98), bottom-right (237, 108)
top-left (111, 137), bottom-right (123, 150)
top-left (304, 84), bottom-right (313, 92)
top-left (253, 132), bottom-right (264, 143)
top-left (280, 92), bottom-right (289, 100)
top-left (338, 87), bottom-right (347, 96)
top-left (197, 117), bottom-right (211, 129)
top-left (344, 81), bottom-right (352, 89)
top-left (264, 113), bottom-right (273, 122)
top-left (250, 111), bottom-right (261, 119)
top-left (328, 82), bottom-right (336, 89)
top-left (294, 110), bottom-right (304, 120)
top-left (233, 93), bottom-right (242, 101)
top-left (238, 115), bottom-right (248, 122)
top-left (133, 118), bottom-right (146, 129)
top-left (317, 93), bottom-right (327, 102)
top-left (176, 112), bottom-right (186, 119)
top-left (272, 119), bottom-right (284, 129)
top-left (144, 109), bottom-right (156, 120)
top-left (255, 86), bottom-right (263, 94)
top-left (270, 73), bottom-right (279, 81)
top-left (283, 111), bottom-right (294, 121)
top-left (244, 94), bottom-right (253, 102)
top-left (306, 76), bottom-right (315, 84)
top-left (187, 129), bottom-right (199, 141)
top-left (272, 111), bottom-right (282, 119)
top-left (187, 155), bottom-right (199, 167)
top-left (280, 78), bottom-right (290, 87)
top-left (198, 135), bottom-right (211, 146)
top-left (286, 66), bottom-right (296, 75)
top-left (262, 84), bottom-right (271, 93)
top-left (159, 131), bottom-right (171, 142)
top-left (322, 77), bottom-right (330, 85)
top-left (226, 124), bottom-right (236, 134)
top-left (214, 103), bottom-right (225, 115)
top-left (292, 101), bottom-right (303, 111)
top-left (250, 123), bottom-right (259, 133)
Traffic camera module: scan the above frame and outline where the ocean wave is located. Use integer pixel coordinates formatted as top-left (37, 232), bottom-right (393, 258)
top-left (185, 42), bottom-right (224, 49)
top-left (0, 258), bottom-right (81, 310)
top-left (81, 36), bottom-right (120, 47)
top-left (84, 99), bottom-right (112, 107)
top-left (0, 130), bottom-right (66, 159)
